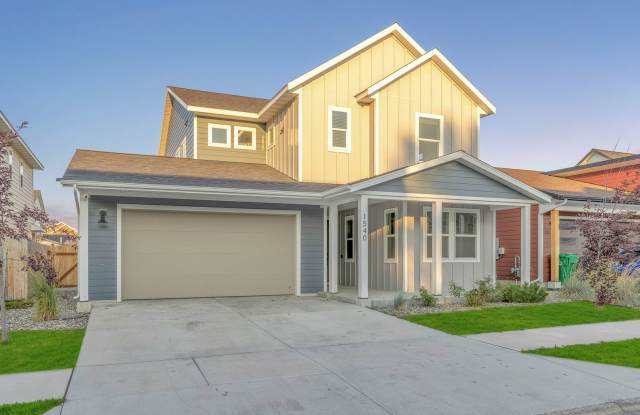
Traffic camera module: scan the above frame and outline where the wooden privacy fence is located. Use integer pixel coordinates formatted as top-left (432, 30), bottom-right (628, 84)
top-left (2, 240), bottom-right (77, 300)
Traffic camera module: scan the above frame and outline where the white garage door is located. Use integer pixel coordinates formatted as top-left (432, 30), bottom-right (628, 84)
top-left (121, 209), bottom-right (297, 300)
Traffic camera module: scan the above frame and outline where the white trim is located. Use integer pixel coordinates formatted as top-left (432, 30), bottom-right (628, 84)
top-left (0, 111), bottom-right (44, 170)
top-left (189, 106), bottom-right (259, 119)
top-left (115, 204), bottom-right (302, 302)
top-left (357, 49), bottom-right (496, 115)
top-left (537, 205), bottom-right (544, 283)
top-left (357, 195), bottom-right (369, 299)
top-left (402, 200), bottom-right (408, 292)
top-left (432, 201), bottom-right (443, 295)
top-left (476, 107), bottom-right (481, 158)
top-left (491, 208), bottom-right (497, 285)
top-left (328, 106), bottom-right (352, 153)
top-left (373, 93), bottom-right (380, 175)
top-left (344, 215), bottom-right (355, 263)
top-left (323, 206), bottom-right (328, 292)
top-left (329, 203), bottom-right (339, 293)
top-left (296, 89), bottom-right (303, 181)
top-left (383, 207), bottom-right (398, 264)
top-left (192, 116), bottom-right (198, 159)
top-left (233, 126), bottom-right (257, 150)
top-left (287, 23), bottom-right (424, 92)
top-left (77, 191), bottom-right (89, 302)
top-left (360, 191), bottom-right (537, 206)
top-left (325, 151), bottom-right (552, 203)
top-left (415, 112), bottom-right (444, 163)
top-left (207, 123), bottom-right (231, 148)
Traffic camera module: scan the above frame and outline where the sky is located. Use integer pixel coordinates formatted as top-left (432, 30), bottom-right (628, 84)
top-left (2, 0), bottom-right (639, 227)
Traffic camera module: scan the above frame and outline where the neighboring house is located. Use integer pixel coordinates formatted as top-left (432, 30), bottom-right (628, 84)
top-left (0, 111), bottom-right (45, 223)
top-left (61, 23), bottom-right (553, 307)
top-left (547, 149), bottom-right (640, 190)
top-left (41, 222), bottom-right (77, 245)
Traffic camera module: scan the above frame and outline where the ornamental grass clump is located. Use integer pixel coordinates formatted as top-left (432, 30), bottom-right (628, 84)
top-left (616, 266), bottom-right (640, 307)
top-left (31, 272), bottom-right (58, 322)
top-left (393, 291), bottom-right (407, 311)
top-left (561, 273), bottom-right (594, 301)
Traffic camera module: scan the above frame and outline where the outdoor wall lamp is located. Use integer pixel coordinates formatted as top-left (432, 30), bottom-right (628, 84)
top-left (98, 209), bottom-right (108, 224)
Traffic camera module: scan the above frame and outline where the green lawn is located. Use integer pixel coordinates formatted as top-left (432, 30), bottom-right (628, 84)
top-left (403, 301), bottom-right (640, 335)
top-left (527, 338), bottom-right (640, 369)
top-left (0, 330), bottom-right (85, 375)
top-left (0, 399), bottom-right (62, 415)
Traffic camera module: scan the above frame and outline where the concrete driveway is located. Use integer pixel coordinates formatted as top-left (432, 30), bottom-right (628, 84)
top-left (62, 297), bottom-right (640, 415)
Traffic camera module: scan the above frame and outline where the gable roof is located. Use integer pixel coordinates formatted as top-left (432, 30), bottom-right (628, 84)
top-left (168, 86), bottom-right (269, 114)
top-left (0, 111), bottom-right (44, 170)
top-left (577, 148), bottom-right (634, 166)
top-left (324, 151), bottom-right (550, 203)
top-left (546, 153), bottom-right (640, 178)
top-left (355, 49), bottom-right (496, 115)
top-left (60, 150), bottom-right (336, 193)
top-left (166, 23), bottom-right (425, 122)
top-left (499, 168), bottom-right (615, 201)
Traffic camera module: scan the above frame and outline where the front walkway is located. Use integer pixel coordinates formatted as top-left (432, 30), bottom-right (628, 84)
top-left (0, 368), bottom-right (71, 405)
top-left (467, 319), bottom-right (640, 351)
top-left (62, 297), bottom-right (640, 414)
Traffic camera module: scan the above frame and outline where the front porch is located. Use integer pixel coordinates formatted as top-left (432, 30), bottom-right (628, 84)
top-left (322, 153), bottom-right (551, 302)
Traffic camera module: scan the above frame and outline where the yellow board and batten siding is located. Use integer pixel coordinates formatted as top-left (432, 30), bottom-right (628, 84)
top-left (195, 114), bottom-right (267, 164)
top-left (266, 97), bottom-right (299, 180)
top-left (376, 60), bottom-right (481, 174)
top-left (299, 35), bottom-right (418, 184)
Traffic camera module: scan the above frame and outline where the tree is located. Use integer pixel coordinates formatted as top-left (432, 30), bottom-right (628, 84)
top-left (576, 174), bottom-right (640, 305)
top-left (0, 121), bottom-right (52, 344)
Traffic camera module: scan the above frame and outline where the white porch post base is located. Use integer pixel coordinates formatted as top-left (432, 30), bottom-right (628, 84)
top-left (432, 201), bottom-right (443, 295)
top-left (357, 195), bottom-right (369, 299)
top-left (329, 203), bottom-right (339, 293)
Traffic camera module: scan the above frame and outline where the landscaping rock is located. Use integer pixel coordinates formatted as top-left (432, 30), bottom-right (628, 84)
top-left (7, 289), bottom-right (89, 331)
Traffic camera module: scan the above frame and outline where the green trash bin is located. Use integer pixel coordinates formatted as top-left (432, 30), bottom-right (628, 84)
top-left (559, 253), bottom-right (579, 283)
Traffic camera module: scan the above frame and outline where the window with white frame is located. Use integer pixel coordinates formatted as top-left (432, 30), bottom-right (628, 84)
top-left (415, 113), bottom-right (443, 163)
top-left (454, 211), bottom-right (478, 259)
top-left (423, 208), bottom-right (477, 261)
top-left (422, 208), bottom-right (450, 261)
top-left (384, 208), bottom-right (397, 263)
top-left (208, 124), bottom-right (231, 148)
top-left (234, 126), bottom-right (256, 150)
top-left (328, 106), bottom-right (351, 152)
top-left (344, 215), bottom-right (354, 262)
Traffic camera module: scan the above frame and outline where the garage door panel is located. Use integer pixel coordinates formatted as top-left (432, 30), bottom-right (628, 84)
top-left (122, 210), bottom-right (296, 299)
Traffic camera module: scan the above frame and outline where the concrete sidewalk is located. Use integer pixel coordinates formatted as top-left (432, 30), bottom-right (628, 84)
top-left (467, 319), bottom-right (640, 351)
top-left (0, 368), bottom-right (71, 405)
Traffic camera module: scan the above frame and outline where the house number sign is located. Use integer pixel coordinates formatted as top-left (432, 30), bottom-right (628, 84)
top-left (361, 211), bottom-right (368, 241)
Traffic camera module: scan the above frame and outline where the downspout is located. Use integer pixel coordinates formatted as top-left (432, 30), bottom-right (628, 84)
top-left (537, 199), bottom-right (568, 284)
top-left (72, 186), bottom-right (81, 300)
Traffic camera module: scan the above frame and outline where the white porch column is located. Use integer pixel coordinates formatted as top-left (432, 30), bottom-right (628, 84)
top-left (520, 204), bottom-right (531, 284)
top-left (432, 200), bottom-right (443, 295)
top-left (357, 195), bottom-right (369, 299)
top-left (328, 203), bottom-right (339, 293)
top-left (77, 192), bottom-right (89, 302)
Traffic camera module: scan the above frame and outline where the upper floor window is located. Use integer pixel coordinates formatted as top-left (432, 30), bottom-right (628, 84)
top-left (328, 106), bottom-right (351, 153)
top-left (208, 124), bottom-right (231, 148)
top-left (344, 215), bottom-right (354, 262)
top-left (384, 208), bottom-right (397, 263)
top-left (234, 126), bottom-right (256, 150)
top-left (415, 113), bottom-right (443, 163)
top-left (19, 162), bottom-right (24, 188)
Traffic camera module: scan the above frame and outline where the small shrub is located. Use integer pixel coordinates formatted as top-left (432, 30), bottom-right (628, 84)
top-left (464, 288), bottom-right (485, 307)
top-left (448, 281), bottom-right (465, 298)
top-left (561, 273), bottom-right (594, 300)
top-left (393, 291), bottom-right (407, 310)
top-left (31, 272), bottom-right (58, 322)
top-left (514, 283), bottom-right (548, 303)
top-left (476, 278), bottom-right (501, 303)
top-left (418, 287), bottom-right (437, 307)
top-left (616, 274), bottom-right (640, 307)
top-left (499, 283), bottom-right (520, 303)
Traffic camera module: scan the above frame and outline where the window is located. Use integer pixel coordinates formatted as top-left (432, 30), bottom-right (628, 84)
top-left (19, 162), bottom-right (24, 188)
top-left (6, 151), bottom-right (12, 174)
top-left (267, 126), bottom-right (275, 149)
top-left (415, 113), bottom-right (443, 163)
top-left (423, 208), bottom-right (478, 262)
top-left (234, 126), bottom-right (256, 150)
top-left (344, 215), bottom-right (354, 262)
top-left (384, 208), bottom-right (397, 263)
top-left (422, 208), bottom-right (450, 261)
top-left (328, 106), bottom-right (351, 153)
top-left (208, 124), bottom-right (231, 148)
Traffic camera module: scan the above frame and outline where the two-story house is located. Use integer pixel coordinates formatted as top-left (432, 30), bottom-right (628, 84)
top-left (1, 111), bottom-right (45, 232)
top-left (61, 24), bottom-right (552, 308)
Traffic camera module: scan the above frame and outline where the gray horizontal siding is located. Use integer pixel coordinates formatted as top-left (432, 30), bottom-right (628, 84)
top-left (87, 196), bottom-right (324, 301)
top-left (166, 98), bottom-right (193, 158)
top-left (369, 161), bottom-right (530, 200)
